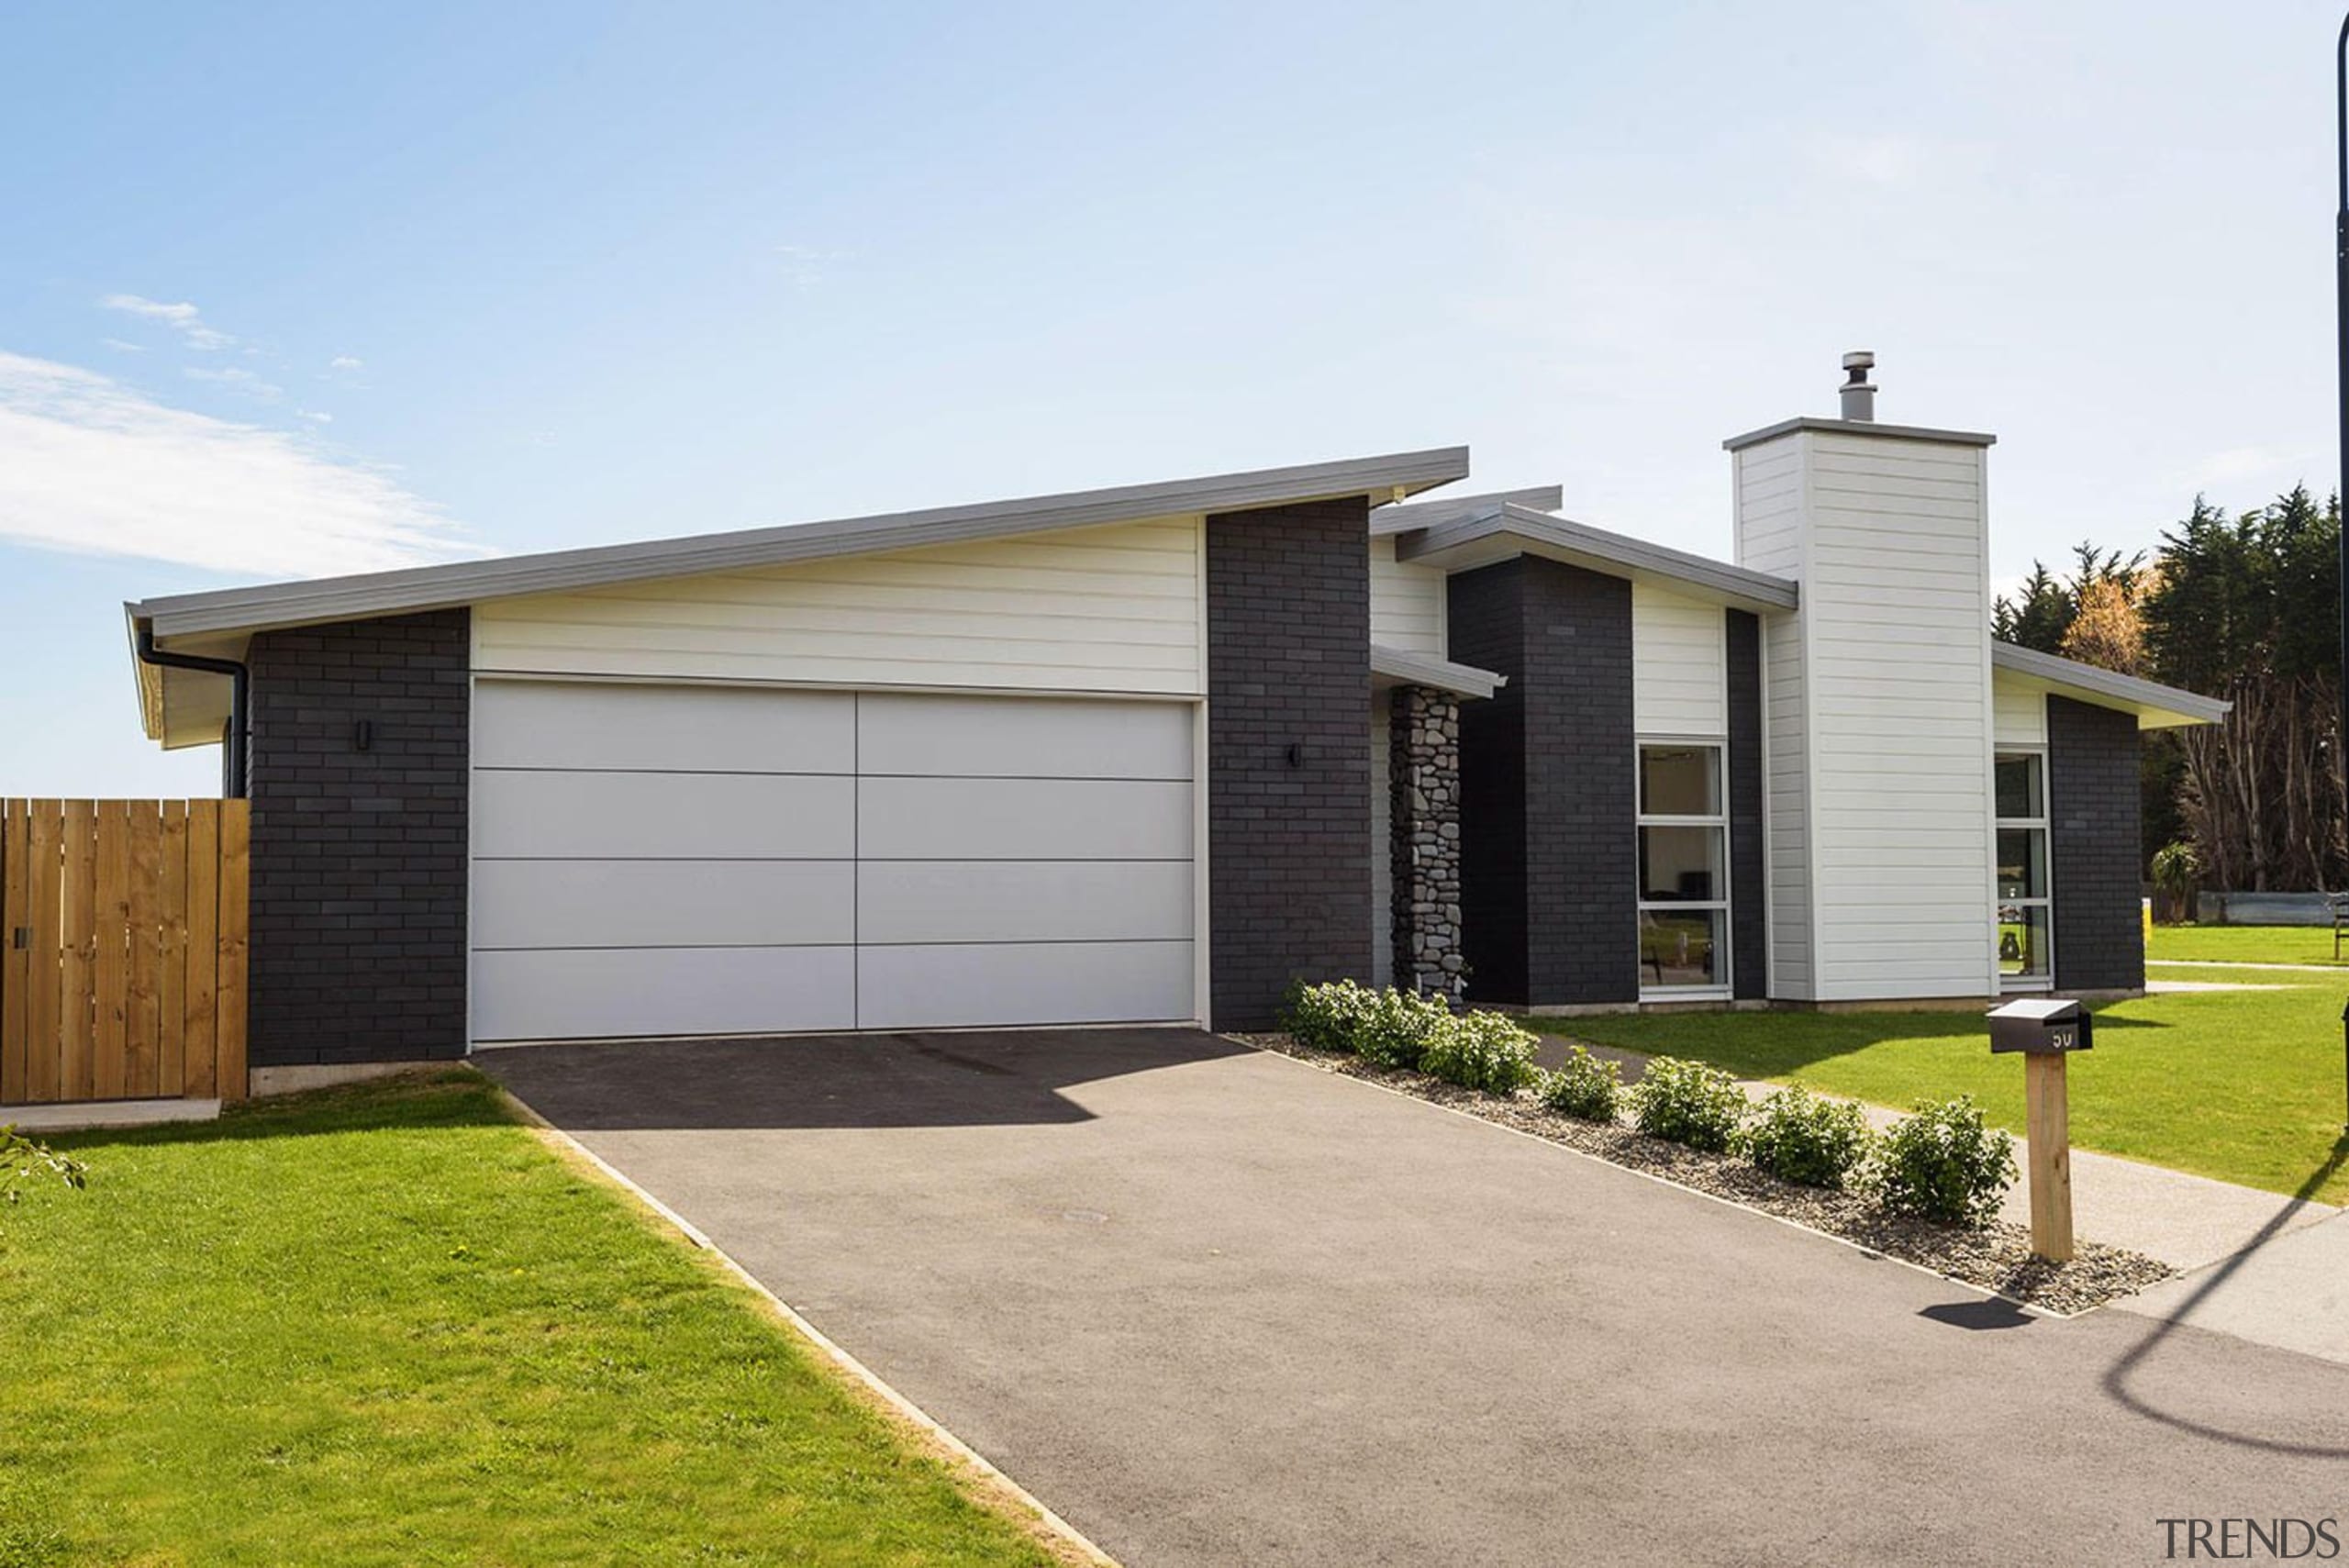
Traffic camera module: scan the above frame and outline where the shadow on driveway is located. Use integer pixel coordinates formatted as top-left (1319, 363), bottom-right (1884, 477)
top-left (481, 1027), bottom-right (1249, 1131)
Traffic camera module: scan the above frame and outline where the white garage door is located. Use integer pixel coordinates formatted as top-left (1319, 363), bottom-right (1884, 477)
top-left (470, 681), bottom-right (1197, 1041)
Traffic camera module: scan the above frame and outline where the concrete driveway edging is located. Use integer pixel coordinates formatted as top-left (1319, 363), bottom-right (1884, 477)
top-left (491, 1083), bottom-right (1121, 1568)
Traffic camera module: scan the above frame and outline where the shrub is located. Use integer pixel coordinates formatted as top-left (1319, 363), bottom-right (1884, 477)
top-left (1734, 1084), bottom-right (1873, 1189)
top-left (1627, 1056), bottom-right (1747, 1152)
top-left (1419, 1009), bottom-right (1541, 1095)
top-left (1866, 1095), bottom-right (2017, 1228)
top-left (1539, 1046), bottom-right (1623, 1122)
top-left (1355, 986), bottom-right (1455, 1072)
top-left (1280, 979), bottom-right (1378, 1054)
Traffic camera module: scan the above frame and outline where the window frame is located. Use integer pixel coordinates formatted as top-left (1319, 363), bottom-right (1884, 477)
top-left (1635, 739), bottom-right (1731, 999)
top-left (1994, 748), bottom-right (2054, 992)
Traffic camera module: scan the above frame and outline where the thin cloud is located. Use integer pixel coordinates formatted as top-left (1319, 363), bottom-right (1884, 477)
top-left (0, 350), bottom-right (483, 577)
top-left (297, 409), bottom-right (333, 424)
top-left (184, 363), bottom-right (284, 399)
top-left (100, 337), bottom-right (146, 353)
top-left (328, 354), bottom-right (363, 370)
top-left (98, 292), bottom-right (235, 350)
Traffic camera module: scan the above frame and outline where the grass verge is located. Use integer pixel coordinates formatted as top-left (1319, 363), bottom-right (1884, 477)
top-left (1542, 987), bottom-right (2349, 1207)
top-left (0, 1070), bottom-right (1073, 1568)
top-left (2147, 924), bottom-right (2349, 966)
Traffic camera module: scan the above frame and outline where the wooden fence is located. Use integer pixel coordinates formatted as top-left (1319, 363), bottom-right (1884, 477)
top-left (0, 799), bottom-right (249, 1107)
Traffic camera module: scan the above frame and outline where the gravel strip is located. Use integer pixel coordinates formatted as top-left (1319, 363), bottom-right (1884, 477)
top-left (1233, 1033), bottom-right (2175, 1316)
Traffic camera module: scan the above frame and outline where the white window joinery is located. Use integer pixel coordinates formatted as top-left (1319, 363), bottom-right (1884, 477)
top-left (1996, 751), bottom-right (2053, 989)
top-left (1637, 742), bottom-right (1729, 995)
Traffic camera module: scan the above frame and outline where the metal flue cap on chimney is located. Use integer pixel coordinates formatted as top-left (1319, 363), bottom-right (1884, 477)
top-left (1840, 350), bottom-right (1877, 422)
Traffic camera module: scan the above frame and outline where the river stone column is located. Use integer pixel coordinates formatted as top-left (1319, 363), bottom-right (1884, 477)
top-left (1389, 685), bottom-right (1464, 998)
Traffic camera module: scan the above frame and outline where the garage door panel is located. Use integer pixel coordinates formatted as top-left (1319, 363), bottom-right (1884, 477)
top-left (857, 693), bottom-right (1192, 780)
top-left (474, 771), bottom-right (855, 859)
top-left (857, 940), bottom-right (1194, 1029)
top-left (474, 860), bottom-right (854, 950)
top-left (474, 681), bottom-right (854, 773)
top-left (857, 861), bottom-right (1191, 945)
top-left (858, 777), bottom-right (1192, 861)
top-left (473, 946), bottom-right (855, 1041)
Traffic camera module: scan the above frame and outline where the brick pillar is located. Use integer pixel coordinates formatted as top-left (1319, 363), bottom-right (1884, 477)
top-left (1390, 685), bottom-right (1464, 997)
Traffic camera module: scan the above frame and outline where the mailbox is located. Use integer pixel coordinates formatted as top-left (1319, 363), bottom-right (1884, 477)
top-left (1987, 996), bottom-right (2094, 1055)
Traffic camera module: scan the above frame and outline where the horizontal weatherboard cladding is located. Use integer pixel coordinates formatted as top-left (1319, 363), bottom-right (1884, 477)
top-left (471, 517), bottom-right (1208, 695)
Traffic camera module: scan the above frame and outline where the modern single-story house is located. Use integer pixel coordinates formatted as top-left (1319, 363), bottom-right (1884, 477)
top-left (125, 357), bottom-right (2225, 1073)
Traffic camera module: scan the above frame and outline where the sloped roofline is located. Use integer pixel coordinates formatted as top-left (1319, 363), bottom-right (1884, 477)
top-left (1990, 641), bottom-right (2229, 728)
top-left (1393, 502), bottom-right (1799, 612)
top-left (129, 446), bottom-right (1472, 641)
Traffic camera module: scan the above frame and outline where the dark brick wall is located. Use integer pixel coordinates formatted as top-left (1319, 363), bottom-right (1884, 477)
top-left (1445, 558), bottom-right (1639, 1006)
top-left (245, 609), bottom-right (470, 1066)
top-left (1448, 565), bottom-right (1529, 1002)
top-left (2048, 695), bottom-right (2144, 994)
top-left (1726, 610), bottom-right (1767, 1000)
top-left (1206, 497), bottom-right (1373, 1030)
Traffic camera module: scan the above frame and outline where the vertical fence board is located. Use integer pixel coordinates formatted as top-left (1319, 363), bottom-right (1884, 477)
top-left (58, 801), bottom-right (96, 1101)
top-left (92, 802), bottom-right (129, 1101)
top-left (215, 802), bottom-right (250, 1105)
top-left (24, 802), bottom-right (62, 1103)
top-left (158, 803), bottom-right (188, 1097)
top-left (124, 803), bottom-right (162, 1097)
top-left (1, 802), bottom-right (26, 1104)
top-left (184, 803), bottom-right (220, 1100)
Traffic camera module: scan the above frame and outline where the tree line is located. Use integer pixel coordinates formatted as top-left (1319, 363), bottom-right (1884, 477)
top-left (1990, 486), bottom-right (2344, 894)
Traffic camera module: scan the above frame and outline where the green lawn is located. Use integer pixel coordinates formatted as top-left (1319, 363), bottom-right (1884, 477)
top-left (1546, 986), bottom-right (2349, 1207)
top-left (2148, 924), bottom-right (2349, 966)
top-left (2146, 962), bottom-right (2323, 987)
top-left (0, 1072), bottom-right (1064, 1568)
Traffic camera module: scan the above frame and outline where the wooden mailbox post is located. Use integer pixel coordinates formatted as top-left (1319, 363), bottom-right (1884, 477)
top-left (1987, 997), bottom-right (2094, 1263)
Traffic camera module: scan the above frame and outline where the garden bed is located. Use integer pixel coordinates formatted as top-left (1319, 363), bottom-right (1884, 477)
top-left (1237, 1032), bottom-right (2175, 1316)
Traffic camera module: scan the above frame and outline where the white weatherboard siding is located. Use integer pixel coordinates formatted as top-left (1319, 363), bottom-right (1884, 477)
top-left (1369, 537), bottom-right (1447, 656)
top-left (1734, 440), bottom-right (1812, 995)
top-left (1631, 582), bottom-right (1727, 736)
top-left (1993, 675), bottom-right (2048, 746)
top-left (471, 516), bottom-right (1205, 695)
top-left (469, 680), bottom-right (1197, 1040)
top-left (1738, 429), bottom-right (1997, 1001)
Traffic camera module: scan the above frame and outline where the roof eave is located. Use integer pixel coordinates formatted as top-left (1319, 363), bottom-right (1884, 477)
top-left (135, 445), bottom-right (1474, 641)
top-left (1370, 643), bottom-right (1507, 701)
top-left (1396, 503), bottom-right (1798, 612)
top-left (1990, 642), bottom-right (2229, 728)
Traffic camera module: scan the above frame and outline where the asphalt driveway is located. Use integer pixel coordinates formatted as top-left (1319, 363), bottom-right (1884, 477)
top-left (486, 1029), bottom-right (2349, 1568)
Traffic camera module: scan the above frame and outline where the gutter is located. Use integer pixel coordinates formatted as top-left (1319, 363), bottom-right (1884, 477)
top-left (134, 622), bottom-right (250, 798)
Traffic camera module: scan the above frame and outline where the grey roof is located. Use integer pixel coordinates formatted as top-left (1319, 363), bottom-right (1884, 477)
top-left (1368, 485), bottom-right (1564, 537)
top-left (1721, 416), bottom-right (1996, 453)
top-left (130, 446), bottom-right (1473, 641)
top-left (1369, 643), bottom-right (1507, 701)
top-left (1394, 503), bottom-right (1798, 612)
top-left (1990, 642), bottom-right (2229, 728)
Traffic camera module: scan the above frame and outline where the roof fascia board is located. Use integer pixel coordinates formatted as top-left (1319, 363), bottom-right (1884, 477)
top-left (1721, 416), bottom-right (1997, 452)
top-left (1369, 485), bottom-right (1564, 537)
top-left (139, 446), bottom-right (1471, 640)
top-left (1397, 504), bottom-right (1799, 612)
top-left (1990, 641), bottom-right (2229, 728)
top-left (1369, 643), bottom-right (1507, 700)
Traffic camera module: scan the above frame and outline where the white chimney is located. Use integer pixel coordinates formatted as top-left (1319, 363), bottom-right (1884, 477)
top-left (1726, 357), bottom-right (1998, 1002)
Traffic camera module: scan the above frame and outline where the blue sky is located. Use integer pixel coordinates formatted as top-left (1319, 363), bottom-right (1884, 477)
top-left (3, 1), bottom-right (2340, 795)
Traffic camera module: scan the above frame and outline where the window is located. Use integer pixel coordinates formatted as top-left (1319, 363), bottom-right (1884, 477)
top-left (1995, 751), bottom-right (2052, 987)
top-left (1637, 743), bottom-right (1728, 992)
